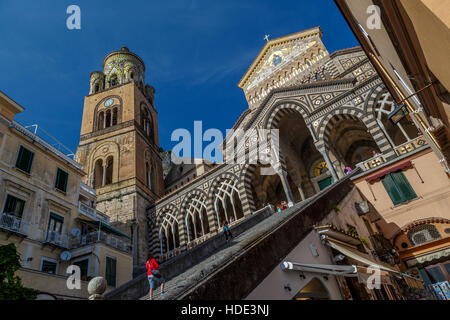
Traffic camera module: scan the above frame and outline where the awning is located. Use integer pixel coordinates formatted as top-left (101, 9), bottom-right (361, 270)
top-left (77, 218), bottom-right (131, 240)
top-left (405, 247), bottom-right (450, 267)
top-left (280, 262), bottom-right (393, 285)
top-left (326, 239), bottom-right (400, 274)
top-left (280, 262), bottom-right (358, 276)
top-left (366, 161), bottom-right (412, 183)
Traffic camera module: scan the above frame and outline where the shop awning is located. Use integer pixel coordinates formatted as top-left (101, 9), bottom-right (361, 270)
top-left (280, 262), bottom-right (358, 276)
top-left (280, 262), bottom-right (393, 285)
top-left (366, 161), bottom-right (412, 183)
top-left (326, 239), bottom-right (400, 274)
top-left (405, 247), bottom-right (450, 267)
top-left (77, 218), bottom-right (131, 240)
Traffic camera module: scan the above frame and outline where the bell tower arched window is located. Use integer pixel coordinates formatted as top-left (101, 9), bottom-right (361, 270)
top-left (110, 74), bottom-right (118, 87)
top-left (105, 156), bottom-right (113, 185)
top-left (112, 108), bottom-right (118, 126)
top-left (141, 105), bottom-right (154, 143)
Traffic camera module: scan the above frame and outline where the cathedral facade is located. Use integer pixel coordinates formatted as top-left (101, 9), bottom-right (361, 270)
top-left (147, 27), bottom-right (423, 262)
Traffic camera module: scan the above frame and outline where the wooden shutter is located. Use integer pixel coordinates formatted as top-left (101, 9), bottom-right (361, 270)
top-left (106, 257), bottom-right (117, 287)
top-left (381, 174), bottom-right (404, 205)
top-left (16, 146), bottom-right (34, 173)
top-left (391, 171), bottom-right (417, 201)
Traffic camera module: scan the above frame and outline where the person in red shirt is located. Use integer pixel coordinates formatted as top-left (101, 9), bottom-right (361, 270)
top-left (146, 254), bottom-right (165, 300)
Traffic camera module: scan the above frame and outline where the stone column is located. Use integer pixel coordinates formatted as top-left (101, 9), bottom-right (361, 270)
top-left (102, 164), bottom-right (107, 187)
top-left (277, 170), bottom-right (295, 207)
top-left (319, 149), bottom-right (338, 182)
top-left (297, 184), bottom-right (306, 201)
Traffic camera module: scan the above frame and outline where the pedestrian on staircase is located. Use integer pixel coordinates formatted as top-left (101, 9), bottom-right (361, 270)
top-left (146, 254), bottom-right (166, 300)
top-left (223, 220), bottom-right (233, 242)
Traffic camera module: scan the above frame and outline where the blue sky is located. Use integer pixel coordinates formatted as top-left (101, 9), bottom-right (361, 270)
top-left (0, 0), bottom-right (359, 156)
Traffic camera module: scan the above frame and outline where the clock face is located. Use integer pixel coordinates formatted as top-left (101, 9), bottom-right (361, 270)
top-left (104, 99), bottom-right (113, 107)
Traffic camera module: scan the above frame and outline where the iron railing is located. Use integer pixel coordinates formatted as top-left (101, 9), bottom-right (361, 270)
top-left (78, 202), bottom-right (110, 224)
top-left (0, 213), bottom-right (29, 235)
top-left (71, 230), bottom-right (131, 253)
top-left (45, 230), bottom-right (69, 248)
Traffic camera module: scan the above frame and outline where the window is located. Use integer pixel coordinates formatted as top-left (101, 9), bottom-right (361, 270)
top-left (41, 258), bottom-right (58, 274)
top-left (3, 195), bottom-right (25, 217)
top-left (73, 258), bottom-right (89, 279)
top-left (407, 224), bottom-right (441, 246)
top-left (55, 168), bottom-right (69, 192)
top-left (15, 146), bottom-right (34, 173)
top-left (381, 171), bottom-right (417, 205)
top-left (48, 213), bottom-right (64, 234)
top-left (105, 257), bottom-right (117, 287)
top-left (110, 75), bottom-right (118, 87)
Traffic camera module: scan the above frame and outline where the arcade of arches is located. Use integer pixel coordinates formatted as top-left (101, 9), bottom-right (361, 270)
top-left (154, 90), bottom-right (422, 258)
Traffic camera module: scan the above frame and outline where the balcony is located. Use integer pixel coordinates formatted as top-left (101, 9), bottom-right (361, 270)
top-left (71, 230), bottom-right (131, 253)
top-left (78, 201), bottom-right (110, 224)
top-left (44, 230), bottom-right (69, 248)
top-left (0, 213), bottom-right (29, 236)
top-left (80, 182), bottom-right (96, 197)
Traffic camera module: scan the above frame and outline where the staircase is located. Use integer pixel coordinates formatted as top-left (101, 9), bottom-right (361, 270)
top-left (105, 170), bottom-right (357, 300)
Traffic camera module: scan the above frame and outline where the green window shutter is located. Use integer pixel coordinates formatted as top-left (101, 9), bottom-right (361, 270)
top-left (381, 174), bottom-right (404, 205)
top-left (105, 257), bottom-right (117, 287)
top-left (391, 171), bottom-right (417, 201)
top-left (55, 169), bottom-right (68, 192)
top-left (15, 146), bottom-right (34, 173)
top-left (49, 212), bottom-right (64, 222)
top-left (3, 195), bottom-right (25, 217)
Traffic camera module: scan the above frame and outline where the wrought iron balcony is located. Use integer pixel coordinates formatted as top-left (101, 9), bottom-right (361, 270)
top-left (71, 230), bottom-right (131, 253)
top-left (0, 213), bottom-right (29, 236)
top-left (78, 201), bottom-right (110, 224)
top-left (45, 230), bottom-right (69, 248)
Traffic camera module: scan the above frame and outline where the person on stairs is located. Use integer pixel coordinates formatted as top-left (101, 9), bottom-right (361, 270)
top-left (146, 254), bottom-right (166, 300)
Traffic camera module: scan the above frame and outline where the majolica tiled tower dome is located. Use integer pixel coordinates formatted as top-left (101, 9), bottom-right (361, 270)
top-left (76, 47), bottom-right (164, 268)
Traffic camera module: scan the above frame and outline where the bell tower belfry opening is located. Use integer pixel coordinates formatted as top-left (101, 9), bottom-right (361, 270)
top-left (75, 47), bottom-right (164, 268)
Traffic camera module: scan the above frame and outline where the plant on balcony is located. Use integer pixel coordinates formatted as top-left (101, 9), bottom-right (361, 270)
top-left (0, 243), bottom-right (37, 300)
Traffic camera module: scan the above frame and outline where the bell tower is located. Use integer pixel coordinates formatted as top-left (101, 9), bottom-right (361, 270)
top-left (75, 47), bottom-right (164, 267)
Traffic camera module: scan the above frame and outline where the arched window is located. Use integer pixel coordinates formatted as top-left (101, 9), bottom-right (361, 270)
top-left (146, 162), bottom-right (152, 190)
top-left (93, 159), bottom-right (103, 189)
top-left (98, 111), bottom-right (104, 130)
top-left (104, 156), bottom-right (113, 185)
top-left (112, 108), bottom-right (118, 126)
top-left (94, 84), bottom-right (100, 93)
top-left (130, 72), bottom-right (134, 79)
top-left (141, 106), bottom-right (154, 143)
top-left (105, 110), bottom-right (111, 128)
top-left (110, 74), bottom-right (118, 87)
top-left (407, 224), bottom-right (441, 246)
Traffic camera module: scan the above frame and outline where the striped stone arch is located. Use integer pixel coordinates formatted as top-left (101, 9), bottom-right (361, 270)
top-left (264, 101), bottom-right (310, 175)
top-left (392, 217), bottom-right (450, 242)
top-left (364, 82), bottom-right (387, 116)
top-left (315, 107), bottom-right (393, 155)
top-left (180, 188), bottom-right (211, 243)
top-left (239, 163), bottom-right (258, 215)
top-left (264, 100), bottom-right (310, 131)
top-left (154, 203), bottom-right (182, 258)
top-left (207, 172), bottom-right (247, 225)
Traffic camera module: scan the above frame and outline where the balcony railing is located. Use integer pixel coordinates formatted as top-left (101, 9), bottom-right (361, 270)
top-left (71, 231), bottom-right (131, 253)
top-left (80, 182), bottom-right (96, 197)
top-left (0, 213), bottom-right (29, 235)
top-left (78, 202), bottom-right (110, 224)
top-left (45, 231), bottom-right (69, 248)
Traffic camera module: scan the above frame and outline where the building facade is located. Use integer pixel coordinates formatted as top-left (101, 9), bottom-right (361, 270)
top-left (0, 90), bottom-right (132, 299)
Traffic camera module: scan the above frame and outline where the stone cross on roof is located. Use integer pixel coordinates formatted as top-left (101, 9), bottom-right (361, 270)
top-left (264, 34), bottom-right (270, 42)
